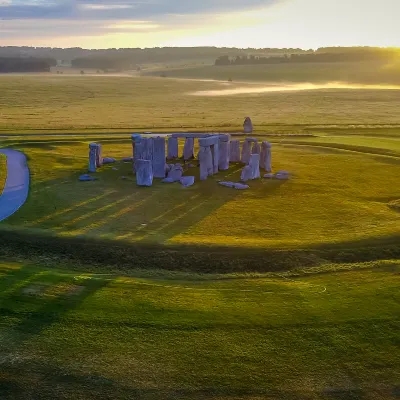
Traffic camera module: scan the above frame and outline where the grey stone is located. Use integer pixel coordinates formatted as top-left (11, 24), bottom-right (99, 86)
top-left (219, 140), bottom-right (230, 171)
top-left (260, 141), bottom-right (272, 172)
top-left (241, 140), bottom-right (252, 164)
top-left (249, 154), bottom-right (261, 179)
top-left (219, 181), bottom-right (235, 188)
top-left (244, 117), bottom-right (253, 133)
top-left (162, 177), bottom-right (175, 183)
top-left (275, 170), bottom-right (290, 180)
top-left (136, 159), bottom-right (153, 186)
top-left (167, 164), bottom-right (184, 182)
top-left (122, 157), bottom-right (133, 162)
top-left (180, 176), bottom-right (195, 187)
top-left (167, 137), bottom-right (179, 160)
top-left (198, 146), bottom-right (213, 180)
top-left (95, 144), bottom-right (103, 167)
top-left (183, 138), bottom-right (195, 160)
top-left (264, 173), bottom-right (275, 179)
top-left (229, 140), bottom-right (241, 162)
top-left (241, 165), bottom-right (253, 182)
top-left (252, 142), bottom-right (261, 155)
top-left (152, 137), bottom-right (166, 178)
top-left (245, 137), bottom-right (258, 143)
top-left (234, 183), bottom-right (250, 190)
top-left (88, 143), bottom-right (97, 173)
top-left (103, 157), bottom-right (116, 164)
top-left (79, 174), bottom-right (96, 182)
top-left (212, 142), bottom-right (219, 174)
top-left (198, 136), bottom-right (219, 147)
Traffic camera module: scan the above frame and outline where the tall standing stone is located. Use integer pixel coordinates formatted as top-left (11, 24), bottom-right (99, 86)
top-left (183, 138), bottom-right (195, 160)
top-left (167, 137), bottom-right (179, 160)
top-left (230, 140), bottom-right (241, 162)
top-left (95, 144), bottom-right (103, 167)
top-left (249, 154), bottom-right (261, 179)
top-left (241, 140), bottom-right (251, 164)
top-left (260, 141), bottom-right (272, 172)
top-left (251, 142), bottom-right (261, 155)
top-left (131, 134), bottom-right (142, 161)
top-left (212, 142), bottom-right (219, 174)
top-left (142, 137), bottom-right (154, 161)
top-left (136, 159), bottom-right (153, 186)
top-left (218, 137), bottom-right (230, 171)
top-left (198, 146), bottom-right (213, 180)
top-left (152, 137), bottom-right (166, 178)
top-left (88, 143), bottom-right (97, 173)
top-left (244, 117), bottom-right (253, 134)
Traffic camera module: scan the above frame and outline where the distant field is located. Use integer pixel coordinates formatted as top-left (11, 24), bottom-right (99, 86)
top-left (1, 75), bottom-right (400, 134)
top-left (144, 61), bottom-right (400, 85)
top-left (0, 261), bottom-right (399, 399)
top-left (0, 153), bottom-right (6, 193)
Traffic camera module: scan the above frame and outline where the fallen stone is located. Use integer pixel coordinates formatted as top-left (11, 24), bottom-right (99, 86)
top-left (180, 176), bottom-right (195, 187)
top-left (264, 173), bottom-right (275, 179)
top-left (219, 181), bottom-right (235, 188)
top-left (103, 157), bottom-right (116, 164)
top-left (241, 165), bottom-right (253, 182)
top-left (162, 177), bottom-right (175, 183)
top-left (234, 183), bottom-right (250, 190)
top-left (167, 164), bottom-right (184, 182)
top-left (79, 174), bottom-right (96, 182)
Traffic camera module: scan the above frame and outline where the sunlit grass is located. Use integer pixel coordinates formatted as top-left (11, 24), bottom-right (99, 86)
top-left (0, 153), bottom-right (6, 194)
top-left (0, 260), bottom-right (398, 399)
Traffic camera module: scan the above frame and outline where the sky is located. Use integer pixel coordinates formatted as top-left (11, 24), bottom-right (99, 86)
top-left (0, 0), bottom-right (398, 49)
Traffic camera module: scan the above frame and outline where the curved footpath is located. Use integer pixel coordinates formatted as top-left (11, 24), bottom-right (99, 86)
top-left (0, 149), bottom-right (29, 222)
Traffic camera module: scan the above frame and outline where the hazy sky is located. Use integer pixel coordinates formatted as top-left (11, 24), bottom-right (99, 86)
top-left (0, 0), bottom-right (398, 49)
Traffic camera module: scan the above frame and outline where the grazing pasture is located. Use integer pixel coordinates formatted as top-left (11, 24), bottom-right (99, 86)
top-left (0, 153), bottom-right (6, 193)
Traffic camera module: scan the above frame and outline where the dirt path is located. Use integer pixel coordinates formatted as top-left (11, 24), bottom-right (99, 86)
top-left (0, 149), bottom-right (29, 222)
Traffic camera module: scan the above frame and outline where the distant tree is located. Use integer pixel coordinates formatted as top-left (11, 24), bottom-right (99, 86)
top-left (80, 70), bottom-right (85, 75)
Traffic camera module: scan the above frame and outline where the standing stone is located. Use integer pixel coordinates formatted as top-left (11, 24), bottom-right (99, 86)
top-left (152, 137), bottom-right (166, 178)
top-left (241, 140), bottom-right (252, 164)
top-left (183, 138), bottom-right (195, 160)
top-left (260, 141), bottom-right (272, 172)
top-left (131, 133), bottom-right (142, 158)
top-left (219, 141), bottom-right (230, 171)
top-left (244, 117), bottom-right (253, 134)
top-left (212, 142), bottom-right (219, 174)
top-left (198, 146), bottom-right (213, 180)
top-left (249, 154), bottom-right (261, 179)
top-left (167, 164), bottom-right (184, 182)
top-left (95, 144), bottom-right (103, 167)
top-left (88, 143), bottom-right (97, 173)
top-left (136, 159), bottom-right (153, 186)
top-left (167, 137), bottom-right (179, 160)
top-left (142, 137), bottom-right (154, 161)
top-left (251, 142), bottom-right (261, 155)
top-left (241, 166), bottom-right (252, 182)
top-left (230, 140), bottom-right (241, 162)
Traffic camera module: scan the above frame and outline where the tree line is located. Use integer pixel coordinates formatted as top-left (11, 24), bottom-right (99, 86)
top-left (0, 57), bottom-right (56, 73)
top-left (215, 47), bottom-right (400, 66)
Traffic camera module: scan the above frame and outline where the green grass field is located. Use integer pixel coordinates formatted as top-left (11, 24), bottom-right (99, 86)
top-left (0, 153), bottom-right (6, 194)
top-left (0, 73), bottom-right (399, 399)
top-left (0, 260), bottom-right (399, 399)
top-left (2, 75), bottom-right (400, 134)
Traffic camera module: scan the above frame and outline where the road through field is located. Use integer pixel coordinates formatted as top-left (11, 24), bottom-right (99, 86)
top-left (0, 149), bottom-right (29, 222)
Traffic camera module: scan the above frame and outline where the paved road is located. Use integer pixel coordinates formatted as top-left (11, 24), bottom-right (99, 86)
top-left (0, 149), bottom-right (30, 222)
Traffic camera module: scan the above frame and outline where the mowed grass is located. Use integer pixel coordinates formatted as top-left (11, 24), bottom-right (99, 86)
top-left (0, 153), bottom-right (6, 194)
top-left (145, 61), bottom-right (400, 85)
top-left (0, 260), bottom-right (399, 399)
top-left (1, 136), bottom-right (399, 251)
top-left (2, 75), bottom-right (400, 134)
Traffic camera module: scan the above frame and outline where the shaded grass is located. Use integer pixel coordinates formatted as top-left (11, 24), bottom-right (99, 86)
top-left (0, 153), bottom-right (6, 194)
top-left (0, 261), bottom-right (399, 399)
top-left (1, 75), bottom-right (400, 134)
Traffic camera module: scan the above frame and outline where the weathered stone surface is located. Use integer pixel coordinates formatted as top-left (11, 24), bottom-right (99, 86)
top-left (167, 164), bottom-right (184, 182)
top-left (275, 170), bottom-right (290, 180)
top-left (234, 183), bottom-right (249, 190)
top-left (180, 176), bottom-right (195, 187)
top-left (249, 154), bottom-right (260, 179)
top-left (229, 140), bottom-right (241, 162)
top-left (136, 159), bottom-right (153, 187)
top-left (88, 143), bottom-right (97, 173)
top-left (219, 181), bottom-right (235, 188)
top-left (212, 142), bottom-right (219, 174)
top-left (142, 138), bottom-right (154, 161)
top-left (167, 137), bottom-right (179, 160)
top-left (245, 137), bottom-right (258, 143)
top-left (241, 140), bottom-right (252, 164)
top-left (152, 137), bottom-right (166, 178)
top-left (162, 177), bottom-right (175, 183)
top-left (103, 157), bottom-right (116, 164)
top-left (219, 134), bottom-right (230, 142)
top-left (264, 173), bottom-right (275, 179)
top-left (79, 174), bottom-right (96, 182)
top-left (244, 117), bottom-right (253, 134)
top-left (165, 164), bottom-right (175, 173)
top-left (95, 144), bottom-right (103, 167)
top-left (241, 165), bottom-right (253, 181)
top-left (251, 142), bottom-right (261, 155)
top-left (260, 141), bottom-right (272, 172)
top-left (218, 140), bottom-right (230, 171)
top-left (199, 136), bottom-right (219, 147)
top-left (183, 138), bottom-right (195, 160)
top-left (198, 146), bottom-right (213, 180)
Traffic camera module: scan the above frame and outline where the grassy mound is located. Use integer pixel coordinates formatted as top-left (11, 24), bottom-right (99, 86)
top-left (0, 261), bottom-right (399, 399)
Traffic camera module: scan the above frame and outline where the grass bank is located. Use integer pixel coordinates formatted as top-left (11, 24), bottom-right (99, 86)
top-left (0, 153), bottom-right (6, 194)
